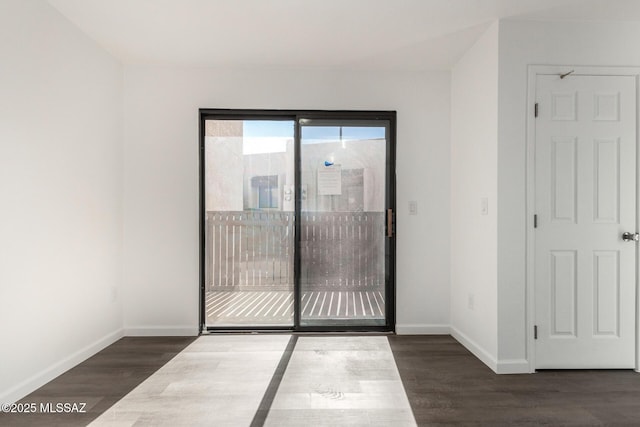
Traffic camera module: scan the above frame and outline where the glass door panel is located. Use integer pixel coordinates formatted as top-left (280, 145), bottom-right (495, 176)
top-left (299, 120), bottom-right (389, 327)
top-left (204, 119), bottom-right (295, 327)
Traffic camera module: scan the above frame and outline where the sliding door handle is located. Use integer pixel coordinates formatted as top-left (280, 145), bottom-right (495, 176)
top-left (387, 208), bottom-right (394, 238)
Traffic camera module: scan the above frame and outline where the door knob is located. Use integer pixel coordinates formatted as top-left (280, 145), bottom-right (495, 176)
top-left (622, 232), bottom-right (639, 242)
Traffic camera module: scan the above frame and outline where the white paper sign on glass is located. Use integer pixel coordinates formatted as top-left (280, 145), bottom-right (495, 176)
top-left (317, 164), bottom-right (342, 195)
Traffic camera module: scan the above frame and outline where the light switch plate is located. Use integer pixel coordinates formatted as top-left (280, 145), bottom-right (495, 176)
top-left (480, 197), bottom-right (488, 215)
top-left (409, 200), bottom-right (418, 215)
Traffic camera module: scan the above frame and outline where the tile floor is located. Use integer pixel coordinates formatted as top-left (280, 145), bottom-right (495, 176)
top-left (89, 335), bottom-right (416, 427)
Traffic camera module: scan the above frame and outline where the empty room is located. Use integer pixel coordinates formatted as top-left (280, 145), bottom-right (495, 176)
top-left (2, 0), bottom-right (640, 425)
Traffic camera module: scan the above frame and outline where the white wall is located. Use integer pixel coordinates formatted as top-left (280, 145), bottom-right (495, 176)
top-left (497, 19), bottom-right (640, 368)
top-left (0, 0), bottom-right (123, 402)
top-left (450, 22), bottom-right (499, 368)
top-left (122, 66), bottom-right (451, 334)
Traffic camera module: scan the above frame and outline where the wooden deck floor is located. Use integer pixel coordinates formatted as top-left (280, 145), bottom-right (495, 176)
top-left (206, 290), bottom-right (385, 326)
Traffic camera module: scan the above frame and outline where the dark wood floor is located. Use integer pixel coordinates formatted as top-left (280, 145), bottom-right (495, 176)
top-left (0, 337), bottom-right (196, 427)
top-left (388, 335), bottom-right (640, 426)
top-left (2, 335), bottom-right (640, 426)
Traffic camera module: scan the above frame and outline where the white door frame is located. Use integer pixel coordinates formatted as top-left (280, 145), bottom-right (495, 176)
top-left (526, 65), bottom-right (640, 373)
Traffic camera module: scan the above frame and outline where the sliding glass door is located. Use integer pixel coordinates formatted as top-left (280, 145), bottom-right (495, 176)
top-left (200, 110), bottom-right (395, 331)
top-left (203, 118), bottom-right (295, 327)
top-left (299, 120), bottom-right (390, 327)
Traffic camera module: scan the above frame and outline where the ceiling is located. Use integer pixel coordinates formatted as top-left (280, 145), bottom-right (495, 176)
top-left (47, 0), bottom-right (640, 70)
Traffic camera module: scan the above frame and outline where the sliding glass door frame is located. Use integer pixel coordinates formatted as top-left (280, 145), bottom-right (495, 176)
top-left (199, 109), bottom-right (396, 333)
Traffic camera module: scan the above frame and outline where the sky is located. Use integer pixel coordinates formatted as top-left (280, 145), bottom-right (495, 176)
top-left (242, 120), bottom-right (386, 141)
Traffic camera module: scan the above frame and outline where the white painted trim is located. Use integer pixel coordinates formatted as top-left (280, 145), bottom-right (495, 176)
top-left (395, 324), bottom-right (450, 335)
top-left (636, 72), bottom-right (640, 375)
top-left (0, 329), bottom-right (124, 404)
top-left (450, 326), bottom-right (498, 373)
top-left (123, 326), bottom-right (199, 336)
top-left (496, 359), bottom-right (530, 374)
top-left (526, 65), bottom-right (640, 373)
top-left (527, 65), bottom-right (640, 77)
top-left (525, 65), bottom-right (538, 374)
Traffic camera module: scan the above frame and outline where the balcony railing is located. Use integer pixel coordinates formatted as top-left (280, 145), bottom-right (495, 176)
top-left (205, 211), bottom-right (385, 292)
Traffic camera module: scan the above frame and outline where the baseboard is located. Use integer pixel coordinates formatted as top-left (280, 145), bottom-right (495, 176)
top-left (450, 326), bottom-right (498, 373)
top-left (123, 326), bottom-right (199, 336)
top-left (0, 328), bottom-right (124, 404)
top-left (496, 358), bottom-right (531, 374)
top-left (395, 324), bottom-right (450, 335)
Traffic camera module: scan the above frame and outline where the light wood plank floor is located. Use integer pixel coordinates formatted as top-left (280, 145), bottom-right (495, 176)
top-left (88, 335), bottom-right (414, 426)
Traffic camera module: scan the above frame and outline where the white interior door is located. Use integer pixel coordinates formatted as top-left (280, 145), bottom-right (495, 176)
top-left (534, 74), bottom-right (637, 369)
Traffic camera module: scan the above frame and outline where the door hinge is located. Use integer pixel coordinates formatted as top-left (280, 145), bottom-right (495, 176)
top-left (534, 214), bottom-right (538, 228)
top-left (534, 325), bottom-right (538, 340)
top-left (534, 103), bottom-right (539, 118)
